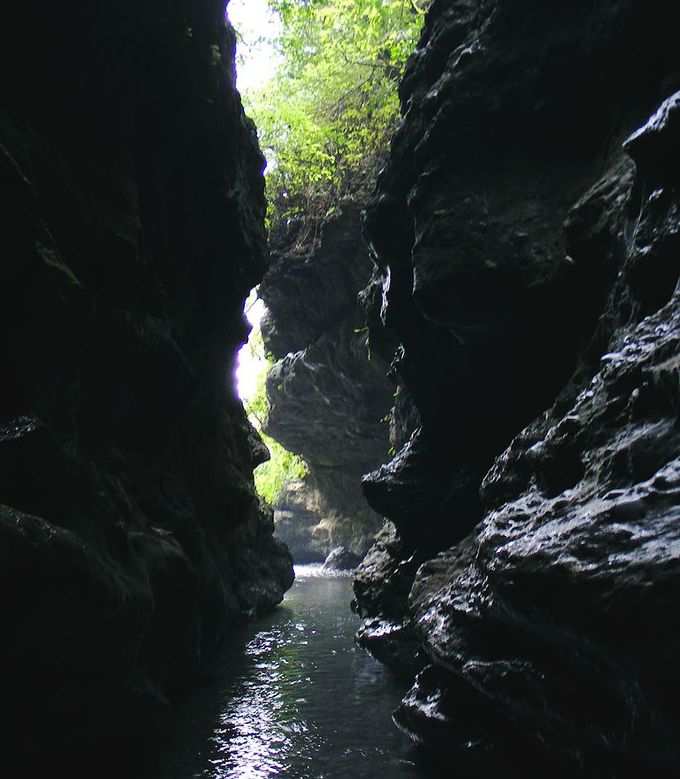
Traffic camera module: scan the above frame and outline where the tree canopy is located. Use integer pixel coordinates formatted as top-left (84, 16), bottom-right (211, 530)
top-left (241, 0), bottom-right (426, 249)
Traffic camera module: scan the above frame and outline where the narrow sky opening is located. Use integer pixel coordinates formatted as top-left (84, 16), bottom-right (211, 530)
top-left (228, 0), bottom-right (282, 93)
top-left (229, 1), bottom-right (281, 403)
top-left (236, 291), bottom-right (267, 403)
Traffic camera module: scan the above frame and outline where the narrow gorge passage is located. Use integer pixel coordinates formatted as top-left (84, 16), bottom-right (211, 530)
top-left (3, 0), bottom-right (680, 777)
top-left (230, 0), bottom-right (402, 569)
top-left (149, 567), bottom-right (434, 779)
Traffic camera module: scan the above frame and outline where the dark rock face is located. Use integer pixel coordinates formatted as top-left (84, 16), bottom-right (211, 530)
top-left (404, 288), bottom-right (680, 773)
top-left (0, 0), bottom-right (292, 770)
top-left (260, 206), bottom-right (394, 561)
top-left (357, 0), bottom-right (680, 772)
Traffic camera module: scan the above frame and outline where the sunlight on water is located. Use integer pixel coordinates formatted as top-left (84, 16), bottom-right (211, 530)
top-left (208, 623), bottom-right (323, 779)
top-left (293, 564), bottom-right (353, 579)
top-left (157, 566), bottom-right (426, 779)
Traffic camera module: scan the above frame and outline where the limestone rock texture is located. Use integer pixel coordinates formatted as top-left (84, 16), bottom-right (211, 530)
top-left (356, 0), bottom-right (680, 773)
top-left (0, 0), bottom-right (292, 771)
top-left (260, 206), bottom-right (394, 562)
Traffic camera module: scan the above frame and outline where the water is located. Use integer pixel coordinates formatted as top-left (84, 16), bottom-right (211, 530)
top-left (155, 565), bottom-right (427, 779)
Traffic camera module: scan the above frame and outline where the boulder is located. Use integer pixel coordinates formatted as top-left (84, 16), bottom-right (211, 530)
top-left (322, 545), bottom-right (363, 571)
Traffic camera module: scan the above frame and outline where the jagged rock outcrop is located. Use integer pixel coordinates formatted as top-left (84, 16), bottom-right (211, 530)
top-left (260, 206), bottom-right (394, 562)
top-left (0, 0), bottom-right (292, 773)
top-left (356, 0), bottom-right (680, 773)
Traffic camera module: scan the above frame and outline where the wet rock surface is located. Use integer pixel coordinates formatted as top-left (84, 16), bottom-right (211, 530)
top-left (356, 0), bottom-right (680, 773)
top-left (405, 295), bottom-right (680, 771)
top-left (322, 545), bottom-right (363, 571)
top-left (260, 206), bottom-right (393, 561)
top-left (0, 0), bottom-right (293, 772)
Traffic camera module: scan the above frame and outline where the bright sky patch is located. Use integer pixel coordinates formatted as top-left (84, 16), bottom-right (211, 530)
top-left (228, 0), bottom-right (282, 93)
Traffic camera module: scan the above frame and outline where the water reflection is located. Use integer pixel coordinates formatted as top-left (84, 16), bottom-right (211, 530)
top-left (208, 618), bottom-right (323, 778)
top-left (156, 566), bottom-right (426, 779)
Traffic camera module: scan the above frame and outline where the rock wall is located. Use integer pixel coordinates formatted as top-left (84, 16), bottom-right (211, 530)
top-left (273, 478), bottom-right (375, 564)
top-left (357, 0), bottom-right (680, 773)
top-left (260, 206), bottom-right (394, 562)
top-left (0, 0), bottom-right (292, 771)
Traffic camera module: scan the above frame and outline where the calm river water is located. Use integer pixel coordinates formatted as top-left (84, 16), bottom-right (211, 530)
top-left (152, 565), bottom-right (429, 779)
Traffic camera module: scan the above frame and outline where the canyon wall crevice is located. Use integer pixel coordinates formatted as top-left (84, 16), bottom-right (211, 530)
top-left (260, 206), bottom-right (394, 562)
top-left (1, 0), bottom-right (292, 771)
top-left (356, 0), bottom-right (680, 772)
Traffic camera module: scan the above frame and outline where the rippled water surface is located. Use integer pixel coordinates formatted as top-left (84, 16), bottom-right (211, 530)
top-left (155, 565), bottom-right (426, 779)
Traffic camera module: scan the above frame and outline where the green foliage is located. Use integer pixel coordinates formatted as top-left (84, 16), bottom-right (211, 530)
top-left (254, 431), bottom-right (308, 506)
top-left (244, 326), bottom-right (308, 506)
top-left (243, 0), bottom-right (425, 249)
